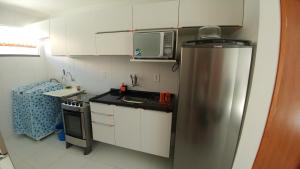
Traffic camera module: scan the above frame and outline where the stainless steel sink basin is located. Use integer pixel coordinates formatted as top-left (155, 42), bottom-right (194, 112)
top-left (120, 96), bottom-right (145, 104)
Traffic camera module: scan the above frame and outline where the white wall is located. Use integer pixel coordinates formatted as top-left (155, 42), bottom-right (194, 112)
top-left (0, 2), bottom-right (47, 26)
top-left (232, 0), bottom-right (281, 169)
top-left (0, 55), bottom-right (48, 138)
top-left (45, 55), bottom-right (179, 95)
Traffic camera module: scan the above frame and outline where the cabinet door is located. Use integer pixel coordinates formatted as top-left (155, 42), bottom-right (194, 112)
top-left (66, 11), bottom-right (96, 55)
top-left (92, 122), bottom-right (115, 145)
top-left (96, 32), bottom-right (133, 56)
top-left (25, 20), bottom-right (49, 39)
top-left (141, 110), bottom-right (172, 158)
top-left (133, 1), bottom-right (179, 30)
top-left (179, 0), bottom-right (243, 27)
top-left (91, 103), bottom-right (116, 145)
top-left (90, 102), bottom-right (114, 115)
top-left (50, 17), bottom-right (67, 56)
top-left (94, 5), bottom-right (132, 32)
top-left (114, 106), bottom-right (141, 151)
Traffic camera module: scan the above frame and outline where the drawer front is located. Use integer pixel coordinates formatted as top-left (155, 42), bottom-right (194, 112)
top-left (91, 111), bottom-right (114, 125)
top-left (92, 122), bottom-right (115, 145)
top-left (90, 102), bottom-right (114, 115)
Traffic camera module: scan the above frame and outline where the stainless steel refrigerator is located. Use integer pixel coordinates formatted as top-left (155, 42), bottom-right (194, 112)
top-left (174, 39), bottom-right (253, 169)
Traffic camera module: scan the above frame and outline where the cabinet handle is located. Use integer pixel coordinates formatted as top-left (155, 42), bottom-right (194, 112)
top-left (92, 121), bottom-right (115, 127)
top-left (91, 111), bottom-right (114, 116)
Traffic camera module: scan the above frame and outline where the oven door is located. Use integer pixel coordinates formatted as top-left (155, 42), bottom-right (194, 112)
top-left (63, 109), bottom-right (86, 140)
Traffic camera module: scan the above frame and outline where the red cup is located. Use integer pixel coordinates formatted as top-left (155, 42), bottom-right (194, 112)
top-left (160, 91), bottom-right (171, 105)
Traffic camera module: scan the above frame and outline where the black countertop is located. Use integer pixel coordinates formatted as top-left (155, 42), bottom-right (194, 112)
top-left (89, 89), bottom-right (175, 112)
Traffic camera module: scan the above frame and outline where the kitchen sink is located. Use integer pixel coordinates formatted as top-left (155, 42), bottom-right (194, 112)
top-left (89, 89), bottom-right (174, 112)
top-left (120, 96), bottom-right (146, 104)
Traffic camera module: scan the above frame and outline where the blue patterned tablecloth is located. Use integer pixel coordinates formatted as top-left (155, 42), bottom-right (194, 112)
top-left (12, 81), bottom-right (64, 140)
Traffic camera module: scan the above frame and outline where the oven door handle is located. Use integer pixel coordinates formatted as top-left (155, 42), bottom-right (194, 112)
top-left (91, 111), bottom-right (114, 116)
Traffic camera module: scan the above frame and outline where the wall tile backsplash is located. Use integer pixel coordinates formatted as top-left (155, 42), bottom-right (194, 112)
top-left (46, 55), bottom-right (179, 95)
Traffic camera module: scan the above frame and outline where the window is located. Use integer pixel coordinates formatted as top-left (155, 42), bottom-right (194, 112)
top-left (0, 26), bottom-right (39, 56)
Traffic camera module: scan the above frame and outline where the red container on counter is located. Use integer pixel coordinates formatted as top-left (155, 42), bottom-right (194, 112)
top-left (119, 83), bottom-right (127, 94)
top-left (160, 91), bottom-right (171, 105)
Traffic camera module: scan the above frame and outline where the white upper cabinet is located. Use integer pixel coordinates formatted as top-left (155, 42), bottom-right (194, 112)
top-left (141, 110), bottom-right (172, 158)
top-left (66, 11), bottom-right (96, 55)
top-left (133, 1), bottom-right (179, 30)
top-left (49, 1), bottom-right (244, 56)
top-left (50, 17), bottom-right (67, 56)
top-left (25, 20), bottom-right (50, 39)
top-left (93, 5), bottom-right (132, 32)
top-left (114, 106), bottom-right (141, 151)
top-left (96, 32), bottom-right (133, 56)
top-left (179, 0), bottom-right (244, 27)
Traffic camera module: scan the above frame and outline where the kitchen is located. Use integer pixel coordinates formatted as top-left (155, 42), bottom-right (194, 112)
top-left (0, 0), bottom-right (280, 169)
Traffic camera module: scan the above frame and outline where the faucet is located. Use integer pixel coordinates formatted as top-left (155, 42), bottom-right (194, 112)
top-left (62, 69), bottom-right (75, 85)
top-left (66, 71), bottom-right (75, 81)
top-left (130, 74), bottom-right (138, 87)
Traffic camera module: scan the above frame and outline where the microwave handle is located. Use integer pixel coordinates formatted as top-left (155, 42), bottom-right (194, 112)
top-left (159, 32), bottom-right (164, 57)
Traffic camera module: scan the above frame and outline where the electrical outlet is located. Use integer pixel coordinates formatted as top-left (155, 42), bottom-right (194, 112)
top-left (154, 74), bottom-right (160, 82)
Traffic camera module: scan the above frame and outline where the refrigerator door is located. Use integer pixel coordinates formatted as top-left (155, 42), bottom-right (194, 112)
top-left (174, 46), bottom-right (252, 169)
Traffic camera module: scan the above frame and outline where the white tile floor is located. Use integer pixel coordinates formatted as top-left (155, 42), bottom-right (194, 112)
top-left (5, 134), bottom-right (173, 169)
top-left (0, 155), bottom-right (15, 169)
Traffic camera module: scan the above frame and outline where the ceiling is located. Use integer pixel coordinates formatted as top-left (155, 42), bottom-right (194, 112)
top-left (0, 0), bottom-right (170, 17)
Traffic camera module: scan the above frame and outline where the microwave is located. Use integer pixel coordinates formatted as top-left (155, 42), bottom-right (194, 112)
top-left (133, 30), bottom-right (176, 59)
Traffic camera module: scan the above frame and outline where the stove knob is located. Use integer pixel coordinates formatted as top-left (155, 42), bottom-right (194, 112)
top-left (79, 103), bottom-right (83, 107)
top-left (76, 103), bottom-right (79, 107)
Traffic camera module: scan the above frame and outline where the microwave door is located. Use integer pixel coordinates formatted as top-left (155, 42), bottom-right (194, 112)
top-left (134, 32), bottom-right (161, 58)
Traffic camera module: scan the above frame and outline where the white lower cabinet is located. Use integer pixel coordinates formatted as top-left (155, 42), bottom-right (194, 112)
top-left (90, 102), bottom-right (172, 157)
top-left (114, 106), bottom-right (141, 151)
top-left (90, 102), bottom-right (114, 115)
top-left (92, 121), bottom-right (115, 145)
top-left (141, 109), bottom-right (172, 158)
top-left (91, 103), bottom-right (116, 145)
top-left (91, 111), bottom-right (114, 125)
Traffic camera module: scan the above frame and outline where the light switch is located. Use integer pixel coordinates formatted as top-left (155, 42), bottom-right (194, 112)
top-left (154, 74), bottom-right (160, 82)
